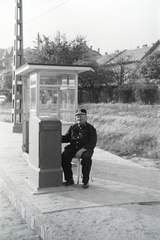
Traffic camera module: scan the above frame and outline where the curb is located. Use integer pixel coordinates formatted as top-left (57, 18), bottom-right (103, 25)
top-left (0, 167), bottom-right (60, 240)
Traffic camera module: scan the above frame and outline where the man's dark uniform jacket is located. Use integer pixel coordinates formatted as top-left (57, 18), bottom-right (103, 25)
top-left (62, 122), bottom-right (97, 153)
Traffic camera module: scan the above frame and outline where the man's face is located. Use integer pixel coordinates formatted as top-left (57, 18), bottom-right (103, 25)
top-left (76, 114), bottom-right (87, 125)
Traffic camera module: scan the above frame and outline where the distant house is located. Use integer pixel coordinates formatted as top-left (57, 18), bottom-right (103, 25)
top-left (94, 40), bottom-right (160, 66)
top-left (90, 40), bottom-right (160, 85)
top-left (75, 40), bottom-right (160, 87)
top-left (75, 42), bottom-right (102, 65)
top-left (81, 41), bottom-right (102, 58)
top-left (97, 40), bottom-right (160, 69)
top-left (103, 45), bottom-right (151, 65)
top-left (141, 39), bottom-right (160, 59)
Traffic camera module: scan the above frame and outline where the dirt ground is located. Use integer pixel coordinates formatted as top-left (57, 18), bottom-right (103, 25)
top-left (125, 156), bottom-right (160, 169)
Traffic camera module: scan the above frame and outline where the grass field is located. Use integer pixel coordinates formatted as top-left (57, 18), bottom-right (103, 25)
top-left (80, 103), bottom-right (160, 161)
top-left (0, 102), bottom-right (160, 163)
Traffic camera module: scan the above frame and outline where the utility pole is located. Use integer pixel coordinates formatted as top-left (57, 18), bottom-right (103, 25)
top-left (12, 0), bottom-right (24, 133)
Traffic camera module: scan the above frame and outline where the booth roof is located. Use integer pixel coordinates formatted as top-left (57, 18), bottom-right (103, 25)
top-left (15, 62), bottom-right (94, 76)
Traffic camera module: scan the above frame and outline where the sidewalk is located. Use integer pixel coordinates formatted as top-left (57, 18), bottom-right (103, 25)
top-left (0, 121), bottom-right (160, 240)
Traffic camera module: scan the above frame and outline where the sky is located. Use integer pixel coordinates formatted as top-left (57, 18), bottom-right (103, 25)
top-left (0, 0), bottom-right (160, 55)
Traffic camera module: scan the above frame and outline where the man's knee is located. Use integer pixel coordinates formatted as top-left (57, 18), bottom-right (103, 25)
top-left (81, 151), bottom-right (92, 160)
top-left (62, 151), bottom-right (74, 163)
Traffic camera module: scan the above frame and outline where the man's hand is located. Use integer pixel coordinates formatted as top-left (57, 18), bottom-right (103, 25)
top-left (75, 148), bottom-right (86, 158)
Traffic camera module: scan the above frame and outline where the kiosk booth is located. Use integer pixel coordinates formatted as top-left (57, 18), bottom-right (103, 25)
top-left (15, 63), bottom-right (93, 190)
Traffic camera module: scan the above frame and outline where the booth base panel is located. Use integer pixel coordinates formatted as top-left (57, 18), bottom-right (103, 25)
top-left (25, 178), bottom-right (68, 195)
top-left (27, 164), bottom-right (62, 191)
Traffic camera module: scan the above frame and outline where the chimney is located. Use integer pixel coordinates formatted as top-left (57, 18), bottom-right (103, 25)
top-left (105, 52), bottom-right (108, 55)
top-left (137, 46), bottom-right (139, 49)
top-left (90, 46), bottom-right (92, 50)
top-left (142, 44), bottom-right (148, 47)
top-left (98, 48), bottom-right (100, 53)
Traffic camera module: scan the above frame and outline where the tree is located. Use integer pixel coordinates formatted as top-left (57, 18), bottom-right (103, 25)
top-left (78, 61), bottom-right (114, 102)
top-left (139, 50), bottom-right (160, 83)
top-left (79, 61), bottom-right (113, 87)
top-left (105, 51), bottom-right (135, 86)
top-left (27, 32), bottom-right (87, 64)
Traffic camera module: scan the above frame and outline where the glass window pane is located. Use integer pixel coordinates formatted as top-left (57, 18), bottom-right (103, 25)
top-left (59, 112), bottom-right (75, 123)
top-left (38, 73), bottom-right (76, 123)
top-left (39, 86), bottom-right (58, 118)
top-left (40, 74), bottom-right (61, 85)
top-left (69, 79), bottom-right (75, 86)
top-left (30, 87), bottom-right (36, 109)
top-left (60, 89), bottom-right (75, 110)
top-left (30, 73), bottom-right (36, 86)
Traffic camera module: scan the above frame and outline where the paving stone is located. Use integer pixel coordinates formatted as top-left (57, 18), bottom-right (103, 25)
top-left (0, 190), bottom-right (41, 240)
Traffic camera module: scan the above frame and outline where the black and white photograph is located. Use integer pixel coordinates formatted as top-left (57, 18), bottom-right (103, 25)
top-left (0, 0), bottom-right (160, 239)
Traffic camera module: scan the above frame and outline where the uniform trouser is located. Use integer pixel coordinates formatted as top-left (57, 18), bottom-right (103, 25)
top-left (62, 150), bottom-right (93, 184)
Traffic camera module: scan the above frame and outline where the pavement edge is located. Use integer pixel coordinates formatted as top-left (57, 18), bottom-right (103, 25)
top-left (0, 167), bottom-right (59, 240)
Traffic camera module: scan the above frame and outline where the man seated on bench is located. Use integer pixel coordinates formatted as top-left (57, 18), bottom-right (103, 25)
top-left (62, 109), bottom-right (97, 189)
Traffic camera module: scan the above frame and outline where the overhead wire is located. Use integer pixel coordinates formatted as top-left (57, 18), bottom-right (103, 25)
top-left (24, 0), bottom-right (70, 24)
top-left (0, 0), bottom-right (70, 36)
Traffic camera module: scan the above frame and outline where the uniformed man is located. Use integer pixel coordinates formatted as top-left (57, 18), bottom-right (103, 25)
top-left (62, 109), bottom-right (97, 189)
